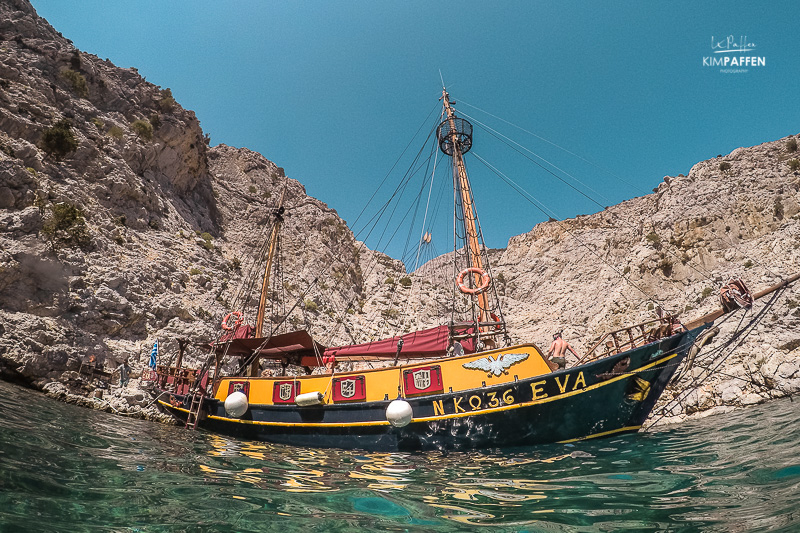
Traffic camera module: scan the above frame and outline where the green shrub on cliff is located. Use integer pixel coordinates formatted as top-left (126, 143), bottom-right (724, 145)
top-left (40, 119), bottom-right (78, 159)
top-left (148, 113), bottom-right (161, 130)
top-left (131, 119), bottom-right (153, 141)
top-left (108, 125), bottom-right (124, 140)
top-left (159, 88), bottom-right (176, 112)
top-left (41, 202), bottom-right (90, 248)
top-left (61, 69), bottom-right (88, 98)
top-left (200, 232), bottom-right (214, 250)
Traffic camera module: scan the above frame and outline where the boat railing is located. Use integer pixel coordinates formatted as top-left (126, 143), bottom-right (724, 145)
top-left (576, 315), bottom-right (680, 365)
top-left (448, 320), bottom-right (508, 341)
top-left (151, 365), bottom-right (206, 395)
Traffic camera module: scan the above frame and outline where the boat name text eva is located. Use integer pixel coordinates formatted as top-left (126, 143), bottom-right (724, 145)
top-left (431, 371), bottom-right (587, 415)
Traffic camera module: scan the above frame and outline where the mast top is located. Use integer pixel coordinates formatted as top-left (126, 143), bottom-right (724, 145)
top-left (437, 91), bottom-right (473, 156)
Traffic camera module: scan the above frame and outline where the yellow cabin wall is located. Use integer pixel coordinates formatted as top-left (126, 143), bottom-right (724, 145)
top-left (215, 344), bottom-right (550, 405)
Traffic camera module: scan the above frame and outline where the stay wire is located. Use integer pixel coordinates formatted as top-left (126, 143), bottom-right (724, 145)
top-left (470, 119), bottom-right (718, 283)
top-left (353, 115), bottom-right (442, 252)
top-left (459, 102), bottom-right (721, 283)
top-left (461, 97), bottom-right (788, 281)
top-left (461, 109), bottom-right (610, 211)
top-left (644, 287), bottom-right (784, 429)
top-left (351, 101), bottom-right (441, 235)
top-left (472, 151), bottom-right (670, 311)
top-left (458, 99), bottom-right (650, 196)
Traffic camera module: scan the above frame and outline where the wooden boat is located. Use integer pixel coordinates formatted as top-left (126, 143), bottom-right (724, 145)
top-left (151, 88), bottom-right (787, 451)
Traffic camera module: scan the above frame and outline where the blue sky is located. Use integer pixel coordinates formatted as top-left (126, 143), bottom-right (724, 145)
top-left (32, 1), bottom-right (799, 262)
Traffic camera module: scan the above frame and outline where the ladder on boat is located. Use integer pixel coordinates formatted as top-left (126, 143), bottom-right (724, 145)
top-left (184, 351), bottom-right (218, 430)
top-left (185, 391), bottom-right (205, 429)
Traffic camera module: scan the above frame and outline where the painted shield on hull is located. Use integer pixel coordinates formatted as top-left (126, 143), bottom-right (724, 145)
top-left (413, 370), bottom-right (431, 390)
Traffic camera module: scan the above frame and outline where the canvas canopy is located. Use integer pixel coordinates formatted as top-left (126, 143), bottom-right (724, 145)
top-left (212, 324), bottom-right (477, 366)
top-left (212, 329), bottom-right (326, 361)
top-left (323, 324), bottom-right (476, 360)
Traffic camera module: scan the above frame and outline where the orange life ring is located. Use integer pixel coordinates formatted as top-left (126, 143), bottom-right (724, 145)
top-left (490, 312), bottom-right (503, 331)
top-left (221, 311), bottom-right (243, 331)
top-left (456, 267), bottom-right (491, 295)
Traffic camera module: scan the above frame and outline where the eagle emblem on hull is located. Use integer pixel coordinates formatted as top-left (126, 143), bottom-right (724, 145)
top-left (462, 353), bottom-right (530, 377)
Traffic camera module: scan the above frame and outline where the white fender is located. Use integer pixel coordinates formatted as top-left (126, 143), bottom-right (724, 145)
top-left (224, 391), bottom-right (248, 418)
top-left (295, 391), bottom-right (325, 407)
top-left (386, 399), bottom-right (413, 427)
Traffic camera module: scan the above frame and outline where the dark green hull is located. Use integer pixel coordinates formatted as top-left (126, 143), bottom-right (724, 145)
top-left (159, 326), bottom-right (705, 451)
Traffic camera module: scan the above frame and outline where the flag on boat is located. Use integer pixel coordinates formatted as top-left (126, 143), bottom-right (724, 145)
top-left (149, 340), bottom-right (158, 370)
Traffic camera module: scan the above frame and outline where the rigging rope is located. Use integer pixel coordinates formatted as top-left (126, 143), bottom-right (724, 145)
top-left (458, 99), bottom-right (650, 196)
top-left (468, 119), bottom-right (719, 284)
top-left (459, 99), bottom-right (777, 289)
top-left (350, 103), bottom-right (442, 236)
top-left (643, 286), bottom-right (785, 430)
top-left (472, 151), bottom-right (670, 311)
top-left (460, 110), bottom-right (611, 211)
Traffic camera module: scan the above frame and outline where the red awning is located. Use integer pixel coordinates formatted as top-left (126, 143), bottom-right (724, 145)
top-left (212, 329), bottom-right (327, 361)
top-left (323, 324), bottom-right (475, 360)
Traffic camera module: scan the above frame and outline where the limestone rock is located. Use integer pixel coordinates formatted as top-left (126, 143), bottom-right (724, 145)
top-left (1, 0), bottom-right (799, 430)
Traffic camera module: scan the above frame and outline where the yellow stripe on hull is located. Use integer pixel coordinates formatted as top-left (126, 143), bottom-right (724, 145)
top-left (163, 351), bottom-right (679, 429)
top-left (558, 425), bottom-right (642, 443)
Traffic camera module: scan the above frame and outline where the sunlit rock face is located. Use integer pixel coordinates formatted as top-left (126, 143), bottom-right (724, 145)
top-left (0, 0), bottom-right (798, 422)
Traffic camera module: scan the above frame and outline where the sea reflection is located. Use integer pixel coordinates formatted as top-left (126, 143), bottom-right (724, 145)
top-left (203, 437), bottom-right (421, 493)
top-left (3, 379), bottom-right (799, 531)
top-left (200, 435), bottom-right (581, 525)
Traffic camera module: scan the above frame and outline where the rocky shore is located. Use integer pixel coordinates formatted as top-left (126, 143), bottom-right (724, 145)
top-left (1, 0), bottom-right (798, 427)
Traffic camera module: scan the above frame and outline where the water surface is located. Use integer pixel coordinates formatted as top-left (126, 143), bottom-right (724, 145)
top-left (1, 380), bottom-right (798, 531)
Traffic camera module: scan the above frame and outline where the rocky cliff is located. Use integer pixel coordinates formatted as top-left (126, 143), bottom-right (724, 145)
top-left (495, 138), bottom-right (800, 422)
top-left (0, 0), bottom-right (396, 416)
top-left (0, 0), bottom-right (798, 425)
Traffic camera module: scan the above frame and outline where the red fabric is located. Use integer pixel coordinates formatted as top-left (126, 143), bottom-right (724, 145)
top-left (218, 324), bottom-right (254, 343)
top-left (323, 325), bottom-right (475, 359)
top-left (212, 329), bottom-right (324, 359)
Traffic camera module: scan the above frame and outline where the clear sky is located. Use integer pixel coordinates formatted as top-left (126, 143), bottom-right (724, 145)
top-left (31, 1), bottom-right (800, 262)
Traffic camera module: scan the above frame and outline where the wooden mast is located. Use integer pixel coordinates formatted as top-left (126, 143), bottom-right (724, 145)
top-left (442, 89), bottom-right (490, 325)
top-left (251, 189), bottom-right (286, 376)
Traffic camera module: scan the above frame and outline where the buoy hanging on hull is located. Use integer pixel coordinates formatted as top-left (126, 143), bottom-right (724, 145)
top-left (224, 391), bottom-right (249, 418)
top-left (386, 399), bottom-right (413, 427)
top-left (295, 391), bottom-right (325, 407)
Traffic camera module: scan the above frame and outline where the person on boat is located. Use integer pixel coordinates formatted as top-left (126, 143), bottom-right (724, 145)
top-left (448, 341), bottom-right (465, 357)
top-left (547, 332), bottom-right (578, 369)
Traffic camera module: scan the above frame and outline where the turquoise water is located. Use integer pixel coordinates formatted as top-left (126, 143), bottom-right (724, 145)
top-left (1, 380), bottom-right (799, 532)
